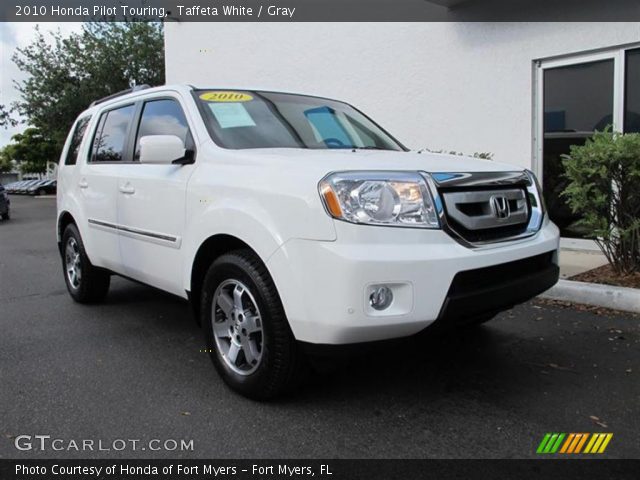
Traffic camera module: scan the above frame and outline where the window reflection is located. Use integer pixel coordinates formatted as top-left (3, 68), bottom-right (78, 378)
top-left (543, 60), bottom-right (614, 238)
top-left (625, 48), bottom-right (640, 133)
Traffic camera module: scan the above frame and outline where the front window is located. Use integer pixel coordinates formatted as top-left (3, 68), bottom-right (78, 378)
top-left (134, 99), bottom-right (192, 160)
top-left (194, 90), bottom-right (404, 151)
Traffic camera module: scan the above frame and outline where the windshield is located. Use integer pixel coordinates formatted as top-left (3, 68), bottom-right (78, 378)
top-left (194, 90), bottom-right (405, 151)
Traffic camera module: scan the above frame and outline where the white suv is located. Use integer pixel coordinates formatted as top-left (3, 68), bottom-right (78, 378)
top-left (57, 85), bottom-right (560, 398)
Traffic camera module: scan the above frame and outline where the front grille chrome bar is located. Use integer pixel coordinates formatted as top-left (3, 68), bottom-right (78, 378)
top-left (442, 188), bottom-right (529, 231)
top-left (421, 170), bottom-right (545, 249)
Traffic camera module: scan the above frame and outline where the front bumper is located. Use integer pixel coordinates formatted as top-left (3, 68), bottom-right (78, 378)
top-left (267, 219), bottom-right (560, 345)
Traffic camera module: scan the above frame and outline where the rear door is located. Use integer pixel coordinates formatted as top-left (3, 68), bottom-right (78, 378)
top-left (79, 103), bottom-right (136, 272)
top-left (116, 94), bottom-right (196, 296)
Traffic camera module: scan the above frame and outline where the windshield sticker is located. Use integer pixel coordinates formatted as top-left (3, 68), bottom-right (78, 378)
top-left (209, 103), bottom-right (256, 129)
top-left (304, 106), bottom-right (352, 147)
top-left (200, 91), bottom-right (253, 102)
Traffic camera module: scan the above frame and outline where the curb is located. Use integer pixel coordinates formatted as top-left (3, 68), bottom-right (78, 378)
top-left (541, 279), bottom-right (640, 314)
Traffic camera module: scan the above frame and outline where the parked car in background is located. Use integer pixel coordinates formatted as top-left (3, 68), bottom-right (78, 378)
top-left (18, 180), bottom-right (43, 194)
top-left (27, 179), bottom-right (57, 196)
top-left (5, 181), bottom-right (24, 194)
top-left (0, 183), bottom-right (10, 220)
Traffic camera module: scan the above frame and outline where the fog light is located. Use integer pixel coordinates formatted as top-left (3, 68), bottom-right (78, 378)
top-left (369, 285), bottom-right (393, 310)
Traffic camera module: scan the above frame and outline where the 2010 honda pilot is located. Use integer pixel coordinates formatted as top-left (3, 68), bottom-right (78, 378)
top-left (57, 85), bottom-right (560, 398)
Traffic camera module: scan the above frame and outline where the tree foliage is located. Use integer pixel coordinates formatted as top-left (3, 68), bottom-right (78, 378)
top-left (0, 101), bottom-right (17, 128)
top-left (0, 147), bottom-right (14, 173)
top-left (2, 127), bottom-right (58, 174)
top-left (562, 129), bottom-right (640, 274)
top-left (11, 22), bottom-right (164, 153)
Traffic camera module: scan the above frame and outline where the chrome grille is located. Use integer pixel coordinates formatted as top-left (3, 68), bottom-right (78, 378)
top-left (441, 188), bottom-right (529, 231)
top-left (423, 171), bottom-right (545, 248)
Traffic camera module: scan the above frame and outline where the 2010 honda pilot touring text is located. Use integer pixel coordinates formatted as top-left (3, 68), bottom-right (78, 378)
top-left (57, 85), bottom-right (560, 398)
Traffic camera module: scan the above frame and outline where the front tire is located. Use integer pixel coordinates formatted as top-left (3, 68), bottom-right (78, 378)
top-left (62, 224), bottom-right (110, 303)
top-left (1, 212), bottom-right (9, 220)
top-left (201, 249), bottom-right (302, 400)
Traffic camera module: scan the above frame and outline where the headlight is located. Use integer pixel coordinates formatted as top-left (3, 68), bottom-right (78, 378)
top-left (319, 171), bottom-right (439, 228)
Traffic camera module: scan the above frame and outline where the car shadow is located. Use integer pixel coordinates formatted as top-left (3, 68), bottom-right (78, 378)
top-left (289, 324), bottom-right (540, 404)
top-left (94, 277), bottom-right (558, 406)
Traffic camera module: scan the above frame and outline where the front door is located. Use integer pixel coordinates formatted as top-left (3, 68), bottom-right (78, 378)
top-left (116, 96), bottom-right (196, 297)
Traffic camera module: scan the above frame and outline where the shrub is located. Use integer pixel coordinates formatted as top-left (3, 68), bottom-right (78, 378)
top-left (561, 129), bottom-right (640, 274)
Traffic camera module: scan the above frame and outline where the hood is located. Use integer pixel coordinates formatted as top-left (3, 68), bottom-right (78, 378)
top-left (218, 147), bottom-right (524, 175)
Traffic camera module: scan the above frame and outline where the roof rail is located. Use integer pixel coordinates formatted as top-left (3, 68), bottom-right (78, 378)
top-left (89, 84), bottom-right (151, 107)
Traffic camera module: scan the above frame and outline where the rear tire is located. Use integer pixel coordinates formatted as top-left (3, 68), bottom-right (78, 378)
top-left (1, 212), bottom-right (9, 220)
top-left (201, 249), bottom-right (302, 400)
top-left (62, 224), bottom-right (110, 303)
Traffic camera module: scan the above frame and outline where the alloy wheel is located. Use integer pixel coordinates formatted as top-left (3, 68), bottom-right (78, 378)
top-left (212, 279), bottom-right (264, 375)
top-left (65, 237), bottom-right (82, 289)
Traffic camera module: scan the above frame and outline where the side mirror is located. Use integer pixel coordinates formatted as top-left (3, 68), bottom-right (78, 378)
top-left (139, 135), bottom-right (192, 165)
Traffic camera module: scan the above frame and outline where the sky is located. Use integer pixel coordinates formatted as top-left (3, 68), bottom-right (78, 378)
top-left (0, 22), bottom-right (83, 148)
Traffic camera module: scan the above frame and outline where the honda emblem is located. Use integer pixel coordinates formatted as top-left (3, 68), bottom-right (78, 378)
top-left (490, 195), bottom-right (510, 219)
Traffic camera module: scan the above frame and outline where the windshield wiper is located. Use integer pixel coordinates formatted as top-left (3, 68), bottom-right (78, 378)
top-left (350, 146), bottom-right (387, 151)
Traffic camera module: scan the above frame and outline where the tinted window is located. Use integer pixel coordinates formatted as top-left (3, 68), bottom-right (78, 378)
top-left (543, 60), bottom-right (614, 238)
top-left (135, 99), bottom-right (190, 160)
top-left (625, 48), bottom-right (640, 133)
top-left (65, 116), bottom-right (91, 165)
top-left (91, 104), bottom-right (135, 162)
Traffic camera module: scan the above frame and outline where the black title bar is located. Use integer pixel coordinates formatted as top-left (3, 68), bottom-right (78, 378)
top-left (3, 0), bottom-right (640, 22)
top-left (1, 459), bottom-right (640, 480)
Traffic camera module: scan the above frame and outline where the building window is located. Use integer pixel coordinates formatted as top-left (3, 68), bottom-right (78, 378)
top-left (542, 60), bottom-right (614, 238)
top-left (537, 46), bottom-right (639, 242)
top-left (625, 48), bottom-right (640, 133)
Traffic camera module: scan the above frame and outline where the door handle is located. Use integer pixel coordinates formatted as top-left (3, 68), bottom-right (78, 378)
top-left (119, 184), bottom-right (135, 195)
top-left (78, 179), bottom-right (88, 189)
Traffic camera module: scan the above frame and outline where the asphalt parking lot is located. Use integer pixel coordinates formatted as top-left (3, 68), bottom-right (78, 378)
top-left (0, 195), bottom-right (638, 459)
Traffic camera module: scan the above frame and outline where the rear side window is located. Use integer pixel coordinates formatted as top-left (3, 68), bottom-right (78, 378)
top-left (65, 116), bottom-right (91, 165)
top-left (90, 104), bottom-right (135, 162)
top-left (134, 99), bottom-right (191, 160)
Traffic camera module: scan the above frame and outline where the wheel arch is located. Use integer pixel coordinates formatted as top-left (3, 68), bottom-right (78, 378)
top-left (57, 211), bottom-right (77, 254)
top-left (188, 233), bottom-right (273, 324)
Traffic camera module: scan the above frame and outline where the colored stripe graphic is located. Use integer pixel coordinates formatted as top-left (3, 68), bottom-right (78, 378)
top-left (550, 433), bottom-right (565, 453)
top-left (536, 433), bottom-right (552, 454)
top-left (584, 433), bottom-right (599, 453)
top-left (590, 434), bottom-right (606, 453)
top-left (538, 433), bottom-right (614, 454)
top-left (566, 433), bottom-right (582, 453)
top-left (537, 433), bottom-right (566, 454)
top-left (559, 433), bottom-right (574, 453)
top-left (597, 434), bottom-right (613, 453)
top-left (544, 433), bottom-right (559, 453)
top-left (574, 433), bottom-right (589, 453)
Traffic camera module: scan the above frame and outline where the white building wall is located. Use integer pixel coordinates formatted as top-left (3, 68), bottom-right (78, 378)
top-left (165, 22), bottom-right (640, 166)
